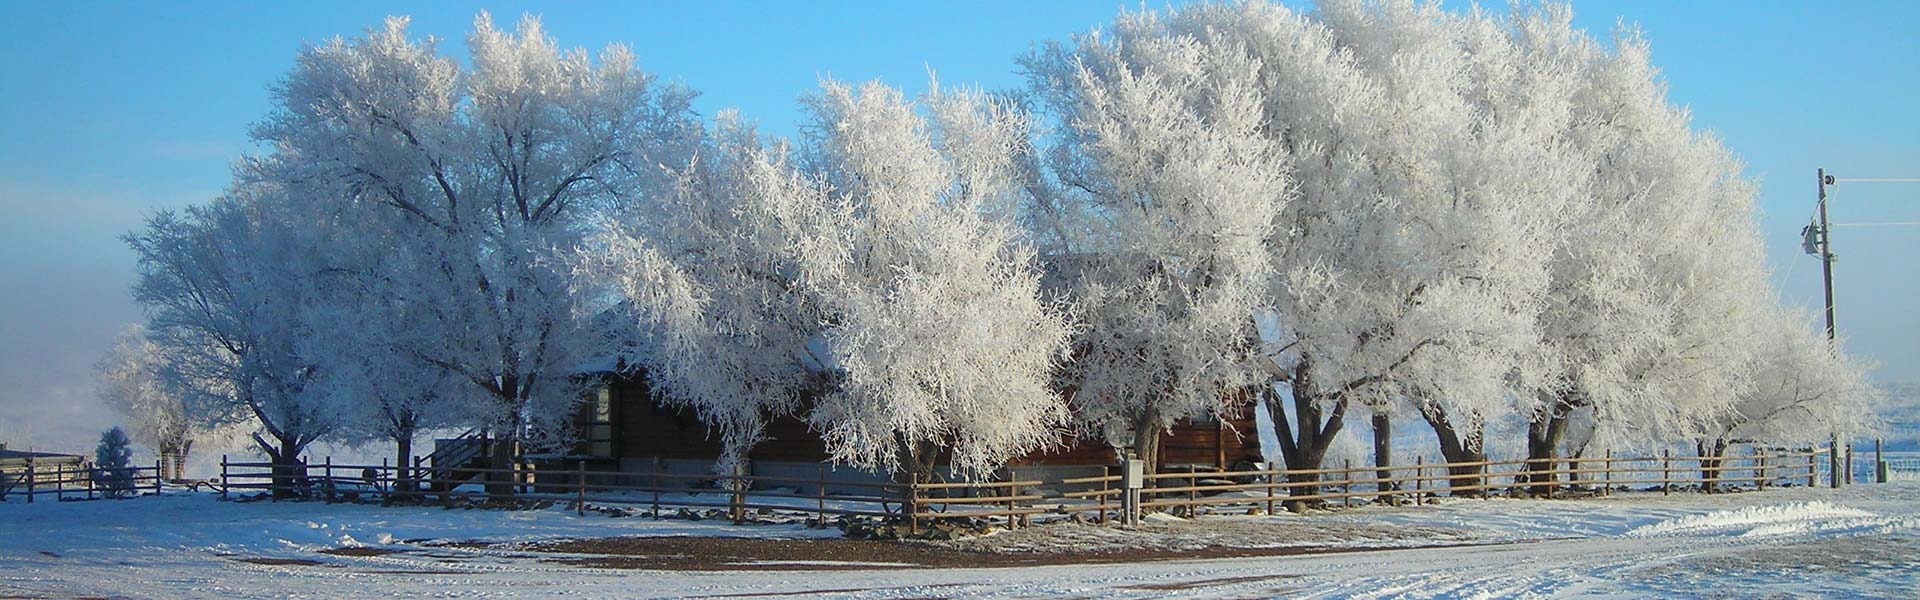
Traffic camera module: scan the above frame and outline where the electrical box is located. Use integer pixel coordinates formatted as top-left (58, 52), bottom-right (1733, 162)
top-left (1122, 459), bottom-right (1145, 489)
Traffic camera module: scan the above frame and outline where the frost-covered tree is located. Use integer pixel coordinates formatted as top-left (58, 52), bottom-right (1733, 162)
top-left (247, 14), bottom-right (700, 482)
top-left (1523, 17), bottom-right (1773, 486)
top-left (95, 325), bottom-right (195, 481)
top-left (126, 185), bottom-right (343, 494)
top-left (1023, 7), bottom-right (1287, 478)
top-left (1698, 307), bottom-right (1878, 476)
top-left (583, 79), bottom-right (1071, 482)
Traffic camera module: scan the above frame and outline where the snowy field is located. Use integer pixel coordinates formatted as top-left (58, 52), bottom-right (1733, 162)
top-left (3, 483), bottom-right (1916, 599)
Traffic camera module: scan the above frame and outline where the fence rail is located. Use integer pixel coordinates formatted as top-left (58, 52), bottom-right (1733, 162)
top-left (214, 445), bottom-right (1831, 535)
top-left (0, 459), bottom-right (164, 503)
top-left (218, 456), bottom-right (909, 524)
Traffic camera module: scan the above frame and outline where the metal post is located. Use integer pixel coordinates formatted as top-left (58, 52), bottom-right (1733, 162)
top-left (576, 460), bottom-right (586, 517)
top-left (816, 466), bottom-right (826, 527)
top-left (1845, 444), bottom-right (1854, 485)
top-left (650, 457), bottom-right (661, 519)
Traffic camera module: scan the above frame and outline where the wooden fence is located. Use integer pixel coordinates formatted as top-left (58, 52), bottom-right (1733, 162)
top-left (0, 459), bottom-right (164, 503)
top-left (219, 456), bottom-right (908, 524)
top-left (217, 447), bottom-right (1828, 534)
top-left (907, 447), bottom-right (1826, 532)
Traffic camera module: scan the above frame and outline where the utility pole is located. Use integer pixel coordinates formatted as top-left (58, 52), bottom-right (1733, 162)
top-left (1817, 169), bottom-right (1842, 489)
top-left (1810, 170), bottom-right (1919, 486)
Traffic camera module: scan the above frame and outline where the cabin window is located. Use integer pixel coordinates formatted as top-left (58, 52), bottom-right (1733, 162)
top-left (585, 386), bottom-right (615, 458)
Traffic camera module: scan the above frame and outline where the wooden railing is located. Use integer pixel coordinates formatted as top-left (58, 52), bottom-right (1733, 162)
top-left (0, 459), bottom-right (164, 502)
top-left (218, 456), bottom-right (908, 524)
top-left (903, 446), bottom-right (1828, 530)
top-left (212, 446), bottom-right (1829, 535)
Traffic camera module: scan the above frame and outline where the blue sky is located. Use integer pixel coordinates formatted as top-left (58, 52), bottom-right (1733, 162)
top-left (1, 1), bottom-right (1914, 453)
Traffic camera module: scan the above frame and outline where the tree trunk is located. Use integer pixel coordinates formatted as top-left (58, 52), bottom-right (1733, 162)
top-left (486, 375), bottom-right (523, 498)
top-left (1697, 438), bottom-right (1729, 493)
top-left (1526, 413), bottom-right (1567, 497)
top-left (1419, 403), bottom-right (1486, 497)
top-left (1131, 405), bottom-right (1165, 491)
top-left (394, 433), bottom-right (415, 495)
top-left (160, 438), bottom-right (192, 482)
top-left (266, 436), bottom-right (304, 499)
top-left (485, 435), bottom-right (516, 498)
top-left (894, 435), bottom-right (943, 527)
top-left (1373, 412), bottom-right (1393, 500)
top-left (1266, 360), bottom-right (1347, 512)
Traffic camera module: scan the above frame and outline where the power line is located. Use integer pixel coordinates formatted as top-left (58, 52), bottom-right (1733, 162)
top-left (1834, 178), bottom-right (1920, 183)
top-left (1832, 221), bottom-right (1920, 228)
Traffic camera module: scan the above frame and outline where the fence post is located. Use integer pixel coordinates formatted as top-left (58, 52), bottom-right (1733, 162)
top-left (816, 466), bottom-right (826, 527)
top-left (1413, 456), bottom-right (1423, 507)
top-left (1187, 470), bottom-right (1196, 517)
top-left (1603, 450), bottom-right (1612, 497)
top-left (1758, 450), bottom-right (1768, 491)
top-left (25, 459), bottom-right (33, 503)
top-left (1347, 460), bottom-right (1358, 505)
top-left (154, 459), bottom-right (163, 497)
top-left (1808, 450), bottom-right (1817, 487)
top-left (1845, 444), bottom-right (1854, 485)
top-left (54, 463), bottom-right (63, 500)
top-left (87, 462), bottom-right (96, 500)
top-left (576, 460), bottom-right (586, 517)
top-left (1543, 458), bottom-right (1554, 500)
top-left (729, 463), bottom-right (745, 525)
top-left (650, 458), bottom-right (661, 520)
top-left (1829, 434), bottom-right (1842, 488)
top-left (1661, 450), bottom-right (1671, 496)
top-left (220, 455), bottom-right (229, 501)
top-left (908, 480), bottom-right (920, 537)
top-left (1876, 439), bottom-right (1888, 484)
top-left (1266, 463), bottom-right (1277, 515)
top-left (1099, 467), bottom-right (1111, 524)
top-left (323, 456), bottom-right (334, 504)
top-left (1013, 469), bottom-right (1029, 530)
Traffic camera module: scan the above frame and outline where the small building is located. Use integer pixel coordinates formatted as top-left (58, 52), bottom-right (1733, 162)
top-left (541, 369), bottom-right (1264, 489)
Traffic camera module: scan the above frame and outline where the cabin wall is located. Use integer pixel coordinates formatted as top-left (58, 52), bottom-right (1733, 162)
top-left (595, 375), bottom-right (1262, 476)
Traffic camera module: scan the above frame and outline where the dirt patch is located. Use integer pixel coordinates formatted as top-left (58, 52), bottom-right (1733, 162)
top-left (232, 557), bottom-right (328, 567)
top-left (318, 547), bottom-right (404, 557)
top-left (513, 535), bottom-right (1486, 571)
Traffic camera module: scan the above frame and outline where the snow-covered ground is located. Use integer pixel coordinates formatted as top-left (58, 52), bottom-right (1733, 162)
top-left (3, 483), bottom-right (1916, 598)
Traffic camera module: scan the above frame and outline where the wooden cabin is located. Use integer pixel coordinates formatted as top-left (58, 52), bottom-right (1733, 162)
top-left (554, 370), bottom-right (1264, 486)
